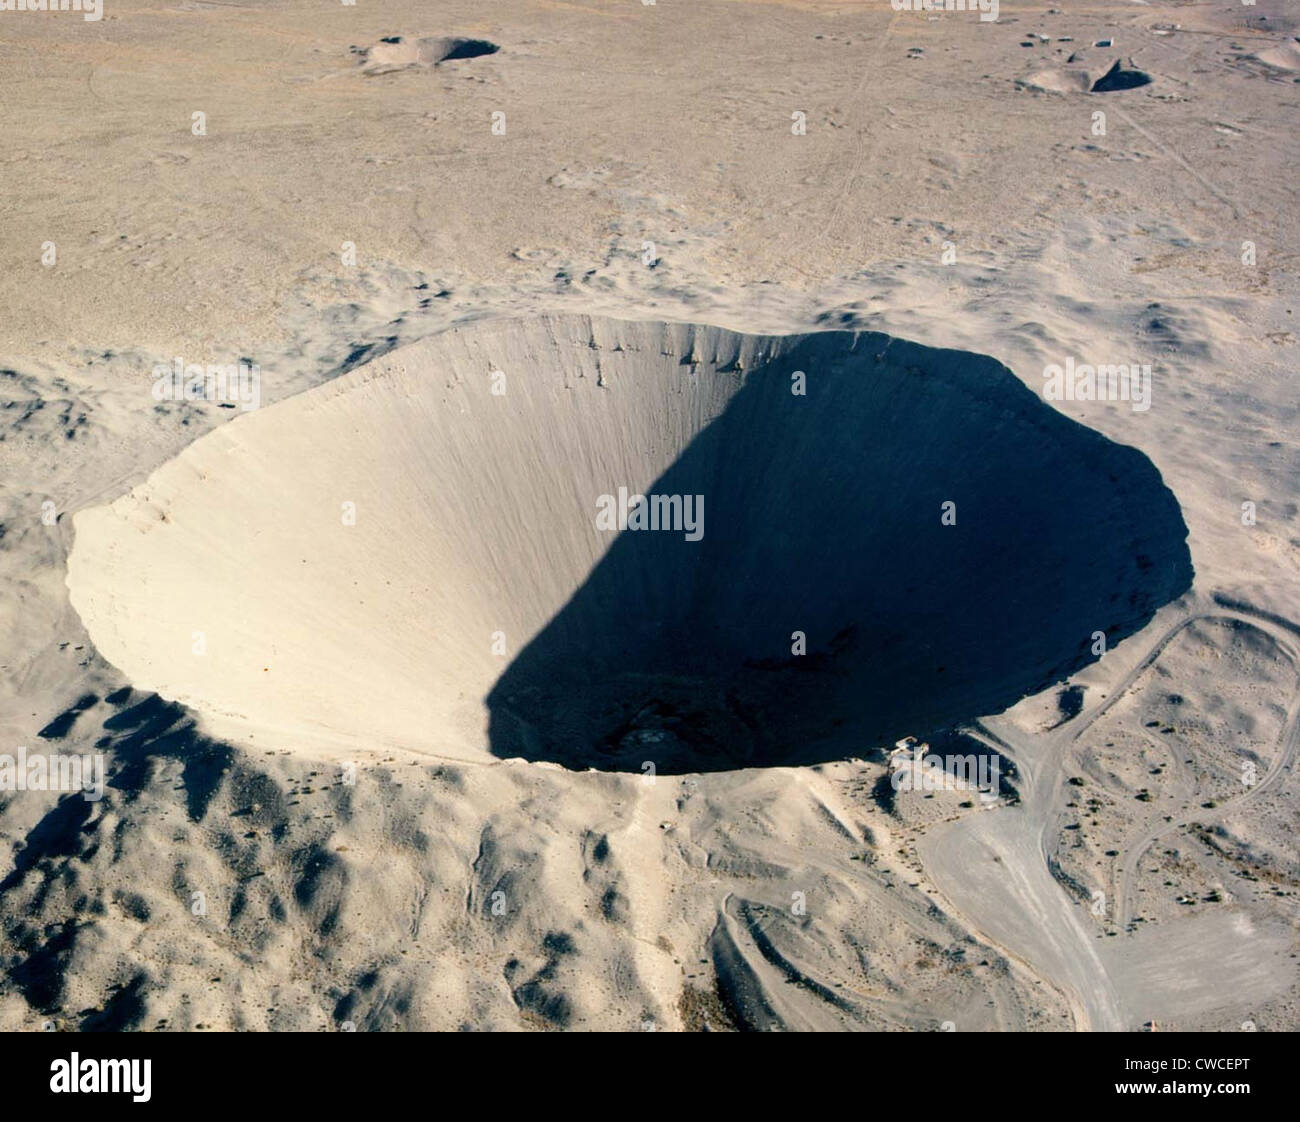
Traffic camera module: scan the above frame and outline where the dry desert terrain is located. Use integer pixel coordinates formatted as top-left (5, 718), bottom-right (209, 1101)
top-left (0, 0), bottom-right (1297, 1031)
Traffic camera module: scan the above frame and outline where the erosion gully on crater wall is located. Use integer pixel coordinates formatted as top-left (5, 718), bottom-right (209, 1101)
top-left (67, 315), bottom-right (1193, 774)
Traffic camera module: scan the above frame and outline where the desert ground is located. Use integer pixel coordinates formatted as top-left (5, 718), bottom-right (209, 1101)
top-left (0, 0), bottom-right (1297, 1031)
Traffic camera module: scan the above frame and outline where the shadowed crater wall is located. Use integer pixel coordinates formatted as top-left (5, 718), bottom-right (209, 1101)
top-left (486, 329), bottom-right (1193, 772)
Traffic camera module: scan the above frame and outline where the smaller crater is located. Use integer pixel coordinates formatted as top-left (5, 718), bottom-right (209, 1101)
top-left (354, 36), bottom-right (500, 76)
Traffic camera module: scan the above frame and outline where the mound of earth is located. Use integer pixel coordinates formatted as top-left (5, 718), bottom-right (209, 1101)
top-left (1021, 68), bottom-right (1094, 94)
top-left (1254, 39), bottom-right (1300, 72)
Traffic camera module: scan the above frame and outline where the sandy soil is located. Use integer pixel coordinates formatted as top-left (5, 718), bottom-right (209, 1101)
top-left (0, 0), bottom-right (1296, 1031)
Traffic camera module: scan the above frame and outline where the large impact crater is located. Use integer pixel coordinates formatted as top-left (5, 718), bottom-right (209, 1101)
top-left (68, 315), bottom-right (1192, 772)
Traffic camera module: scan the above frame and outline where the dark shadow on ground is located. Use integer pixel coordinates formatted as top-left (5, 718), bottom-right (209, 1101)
top-left (1091, 61), bottom-right (1153, 92)
top-left (1, 689), bottom-right (234, 1015)
top-left (36, 693), bottom-right (99, 740)
top-left (486, 330), bottom-right (1193, 773)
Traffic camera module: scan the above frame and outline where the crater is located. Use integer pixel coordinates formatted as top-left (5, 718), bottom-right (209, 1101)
top-left (355, 36), bottom-right (500, 75)
top-left (1020, 60), bottom-right (1153, 96)
top-left (67, 315), bottom-right (1192, 772)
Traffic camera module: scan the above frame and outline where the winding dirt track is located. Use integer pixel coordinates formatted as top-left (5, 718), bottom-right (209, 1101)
top-left (1113, 615), bottom-right (1300, 929)
top-left (914, 604), bottom-right (1300, 1032)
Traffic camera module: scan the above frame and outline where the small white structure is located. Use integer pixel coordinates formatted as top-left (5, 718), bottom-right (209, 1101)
top-left (889, 736), bottom-right (922, 760)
